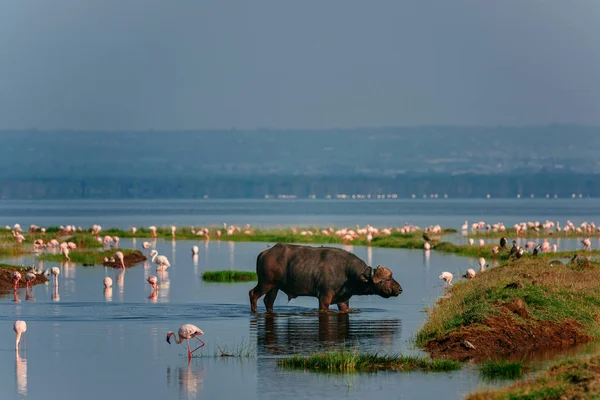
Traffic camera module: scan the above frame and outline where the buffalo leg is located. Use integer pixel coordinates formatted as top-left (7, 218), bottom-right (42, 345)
top-left (318, 292), bottom-right (334, 312)
top-left (249, 283), bottom-right (273, 313)
top-left (337, 301), bottom-right (350, 312)
top-left (263, 288), bottom-right (279, 313)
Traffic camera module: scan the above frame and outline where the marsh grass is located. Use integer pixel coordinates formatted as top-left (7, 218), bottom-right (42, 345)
top-left (468, 355), bottom-right (600, 399)
top-left (416, 258), bottom-right (600, 348)
top-left (37, 249), bottom-right (141, 265)
top-left (479, 359), bottom-right (525, 380)
top-left (201, 270), bottom-right (257, 282)
top-left (278, 348), bottom-right (460, 373)
top-left (213, 338), bottom-right (256, 358)
top-left (433, 241), bottom-right (600, 261)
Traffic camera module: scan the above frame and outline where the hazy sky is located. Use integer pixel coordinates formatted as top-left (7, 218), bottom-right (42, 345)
top-left (1, 0), bottom-right (599, 130)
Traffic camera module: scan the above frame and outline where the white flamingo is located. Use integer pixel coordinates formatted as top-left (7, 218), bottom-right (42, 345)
top-left (103, 277), bottom-right (113, 288)
top-left (115, 251), bottom-right (125, 269)
top-left (51, 267), bottom-right (60, 287)
top-left (14, 320), bottom-right (27, 352)
top-left (192, 246), bottom-right (199, 255)
top-left (150, 250), bottom-right (171, 270)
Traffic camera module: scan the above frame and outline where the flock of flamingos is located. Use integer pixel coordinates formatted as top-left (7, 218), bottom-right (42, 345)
top-left (5, 218), bottom-right (598, 360)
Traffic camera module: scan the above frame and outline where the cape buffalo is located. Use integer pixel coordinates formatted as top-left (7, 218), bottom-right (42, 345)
top-left (249, 243), bottom-right (402, 313)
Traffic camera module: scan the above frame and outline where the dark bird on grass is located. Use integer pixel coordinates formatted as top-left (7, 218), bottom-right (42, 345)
top-left (422, 232), bottom-right (431, 242)
top-left (532, 244), bottom-right (542, 257)
top-left (513, 247), bottom-right (524, 260)
top-left (500, 237), bottom-right (508, 249)
top-left (508, 240), bottom-right (518, 257)
top-left (570, 254), bottom-right (580, 263)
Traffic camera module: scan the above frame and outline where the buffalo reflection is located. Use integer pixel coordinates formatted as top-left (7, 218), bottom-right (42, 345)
top-left (251, 313), bottom-right (401, 355)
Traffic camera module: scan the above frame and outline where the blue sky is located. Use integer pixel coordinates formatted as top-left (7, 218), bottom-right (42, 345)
top-left (1, 0), bottom-right (599, 130)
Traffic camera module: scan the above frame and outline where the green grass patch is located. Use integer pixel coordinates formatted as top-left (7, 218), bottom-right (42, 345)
top-left (479, 359), bottom-right (525, 380)
top-left (277, 348), bottom-right (460, 373)
top-left (201, 270), bottom-right (258, 282)
top-left (467, 355), bottom-right (600, 399)
top-left (37, 248), bottom-right (140, 265)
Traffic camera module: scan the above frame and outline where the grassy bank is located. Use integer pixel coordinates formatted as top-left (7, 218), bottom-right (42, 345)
top-left (416, 258), bottom-right (600, 361)
top-left (201, 270), bottom-right (257, 282)
top-left (468, 355), bottom-right (600, 399)
top-left (37, 249), bottom-right (143, 266)
top-left (468, 227), bottom-right (600, 239)
top-left (278, 348), bottom-right (460, 373)
top-left (433, 241), bottom-right (600, 261)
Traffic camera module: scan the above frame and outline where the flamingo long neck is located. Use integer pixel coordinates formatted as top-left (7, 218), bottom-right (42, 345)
top-left (15, 332), bottom-right (21, 350)
top-left (152, 253), bottom-right (158, 263)
top-left (171, 332), bottom-right (185, 344)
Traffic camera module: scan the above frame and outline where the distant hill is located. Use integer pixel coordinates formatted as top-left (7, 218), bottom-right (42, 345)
top-left (0, 126), bottom-right (598, 198)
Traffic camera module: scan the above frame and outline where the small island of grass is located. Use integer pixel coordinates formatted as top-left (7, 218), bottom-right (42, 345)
top-left (468, 355), bottom-right (600, 399)
top-left (201, 270), bottom-right (258, 282)
top-left (277, 349), bottom-right (460, 373)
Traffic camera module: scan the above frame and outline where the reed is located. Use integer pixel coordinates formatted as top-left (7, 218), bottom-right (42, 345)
top-left (278, 348), bottom-right (460, 373)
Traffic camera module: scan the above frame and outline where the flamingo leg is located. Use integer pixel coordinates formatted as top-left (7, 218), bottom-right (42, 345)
top-left (189, 338), bottom-right (206, 354)
top-left (187, 339), bottom-right (192, 359)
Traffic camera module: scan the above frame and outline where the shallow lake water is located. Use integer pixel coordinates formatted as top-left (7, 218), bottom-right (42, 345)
top-left (2, 198), bottom-right (600, 399)
top-left (1, 238), bottom-right (503, 400)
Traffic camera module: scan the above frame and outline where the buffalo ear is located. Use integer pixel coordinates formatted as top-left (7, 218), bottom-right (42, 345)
top-left (360, 267), bottom-right (373, 283)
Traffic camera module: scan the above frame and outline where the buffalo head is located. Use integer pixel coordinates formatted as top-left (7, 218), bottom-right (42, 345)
top-left (360, 265), bottom-right (402, 298)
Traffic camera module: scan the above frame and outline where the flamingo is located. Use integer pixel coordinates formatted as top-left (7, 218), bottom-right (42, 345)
top-left (51, 267), bottom-right (60, 287)
top-left (478, 257), bottom-right (486, 271)
top-left (61, 247), bottom-right (70, 261)
top-left (12, 271), bottom-right (21, 290)
top-left (142, 241), bottom-right (151, 250)
top-left (115, 251), bottom-right (125, 269)
top-left (439, 272), bottom-right (453, 288)
top-left (424, 242), bottom-right (431, 250)
top-left (103, 277), bottom-right (113, 288)
top-left (24, 272), bottom-right (35, 289)
top-left (147, 275), bottom-right (158, 290)
top-left (464, 269), bottom-right (476, 279)
top-left (149, 226), bottom-right (157, 239)
top-left (14, 320), bottom-right (26, 352)
top-left (191, 246), bottom-right (199, 255)
top-left (171, 226), bottom-right (176, 238)
top-left (166, 324), bottom-right (205, 359)
top-left (150, 250), bottom-right (171, 270)
top-left (582, 238), bottom-right (591, 251)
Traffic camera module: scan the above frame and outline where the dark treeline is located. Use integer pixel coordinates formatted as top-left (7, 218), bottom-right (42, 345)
top-left (0, 172), bottom-right (597, 199)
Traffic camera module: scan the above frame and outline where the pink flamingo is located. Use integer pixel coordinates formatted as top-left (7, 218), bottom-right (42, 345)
top-left (104, 277), bottom-right (113, 288)
top-left (167, 324), bottom-right (205, 360)
top-left (115, 251), bottom-right (125, 268)
top-left (14, 320), bottom-right (27, 352)
top-left (439, 272), bottom-right (453, 288)
top-left (24, 272), bottom-right (35, 289)
top-left (12, 271), bottom-right (21, 290)
top-left (582, 238), bottom-right (591, 251)
top-left (147, 275), bottom-right (158, 290)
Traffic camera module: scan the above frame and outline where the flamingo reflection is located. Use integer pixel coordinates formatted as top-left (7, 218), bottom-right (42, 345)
top-left (25, 286), bottom-right (35, 302)
top-left (12, 290), bottom-right (20, 303)
top-left (116, 269), bottom-right (125, 298)
top-left (15, 353), bottom-right (27, 396)
top-left (52, 285), bottom-right (60, 302)
top-left (179, 362), bottom-right (204, 398)
top-left (104, 287), bottom-right (113, 302)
